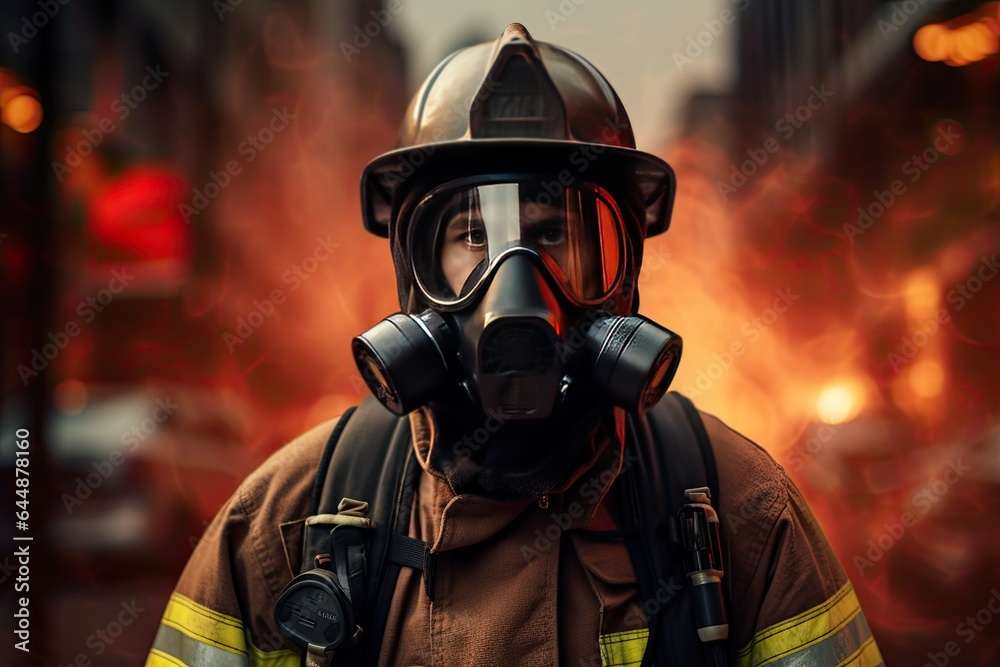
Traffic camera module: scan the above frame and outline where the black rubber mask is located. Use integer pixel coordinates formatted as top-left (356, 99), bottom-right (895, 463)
top-left (352, 179), bottom-right (682, 421)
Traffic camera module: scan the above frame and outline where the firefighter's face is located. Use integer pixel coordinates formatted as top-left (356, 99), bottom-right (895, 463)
top-left (438, 200), bottom-right (570, 296)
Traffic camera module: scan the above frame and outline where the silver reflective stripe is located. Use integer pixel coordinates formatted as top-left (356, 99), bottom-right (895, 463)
top-left (150, 623), bottom-right (250, 667)
top-left (765, 610), bottom-right (877, 667)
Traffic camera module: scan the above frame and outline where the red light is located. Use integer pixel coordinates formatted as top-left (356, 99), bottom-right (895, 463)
top-left (89, 167), bottom-right (189, 261)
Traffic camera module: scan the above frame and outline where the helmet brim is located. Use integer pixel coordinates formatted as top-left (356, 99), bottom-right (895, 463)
top-left (360, 139), bottom-right (675, 240)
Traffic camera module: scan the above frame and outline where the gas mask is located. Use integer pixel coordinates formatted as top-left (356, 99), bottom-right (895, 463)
top-left (352, 178), bottom-right (682, 421)
top-left (351, 22), bottom-right (682, 435)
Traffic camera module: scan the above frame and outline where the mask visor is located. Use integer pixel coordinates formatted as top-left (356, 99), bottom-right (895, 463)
top-left (410, 181), bottom-right (624, 308)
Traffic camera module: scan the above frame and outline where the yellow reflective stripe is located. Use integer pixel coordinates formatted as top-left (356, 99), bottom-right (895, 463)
top-left (599, 627), bottom-right (649, 667)
top-left (739, 582), bottom-right (851, 655)
top-left (147, 648), bottom-right (187, 667)
top-left (161, 593), bottom-right (248, 655)
top-left (841, 636), bottom-right (885, 667)
top-left (149, 593), bottom-right (299, 667)
top-left (247, 641), bottom-right (300, 667)
top-left (737, 582), bottom-right (875, 667)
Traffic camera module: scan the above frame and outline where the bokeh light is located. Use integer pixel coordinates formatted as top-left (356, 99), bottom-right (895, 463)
top-left (53, 379), bottom-right (89, 416)
top-left (910, 360), bottom-right (945, 398)
top-left (815, 382), bottom-right (865, 425)
top-left (914, 15), bottom-right (1000, 66)
top-left (1, 92), bottom-right (42, 133)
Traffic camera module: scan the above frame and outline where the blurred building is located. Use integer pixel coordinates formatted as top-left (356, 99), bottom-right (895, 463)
top-left (2, 1), bottom-right (407, 664)
top-left (672, 2), bottom-right (1000, 666)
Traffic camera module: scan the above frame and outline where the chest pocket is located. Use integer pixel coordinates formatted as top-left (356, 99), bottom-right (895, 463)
top-left (599, 628), bottom-right (649, 667)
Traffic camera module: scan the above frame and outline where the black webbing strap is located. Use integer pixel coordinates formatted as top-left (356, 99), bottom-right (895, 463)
top-left (677, 393), bottom-right (735, 666)
top-left (675, 394), bottom-right (718, 504)
top-left (388, 534), bottom-right (436, 601)
top-left (623, 391), bottom-right (727, 667)
top-left (388, 535), bottom-right (429, 570)
top-left (309, 406), bottom-right (357, 516)
top-left (300, 397), bottom-right (421, 667)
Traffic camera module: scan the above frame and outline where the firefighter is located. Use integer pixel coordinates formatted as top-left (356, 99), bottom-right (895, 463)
top-left (147, 23), bottom-right (884, 667)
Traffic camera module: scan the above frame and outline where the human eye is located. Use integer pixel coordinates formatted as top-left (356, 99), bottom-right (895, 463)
top-left (463, 226), bottom-right (487, 247)
top-left (533, 221), bottom-right (567, 246)
top-left (449, 218), bottom-right (486, 249)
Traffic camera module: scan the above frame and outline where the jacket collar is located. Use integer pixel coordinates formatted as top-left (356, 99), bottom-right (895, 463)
top-left (408, 406), bottom-right (628, 551)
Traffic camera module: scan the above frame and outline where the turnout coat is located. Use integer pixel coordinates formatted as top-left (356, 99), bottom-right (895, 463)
top-left (145, 398), bottom-right (884, 667)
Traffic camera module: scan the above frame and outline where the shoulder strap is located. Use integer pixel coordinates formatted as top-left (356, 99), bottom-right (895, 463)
top-left (299, 396), bottom-right (422, 667)
top-left (622, 391), bottom-right (728, 667)
top-left (309, 406), bottom-right (358, 516)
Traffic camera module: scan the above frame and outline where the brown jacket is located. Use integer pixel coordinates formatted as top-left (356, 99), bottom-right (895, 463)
top-left (146, 402), bottom-right (884, 667)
